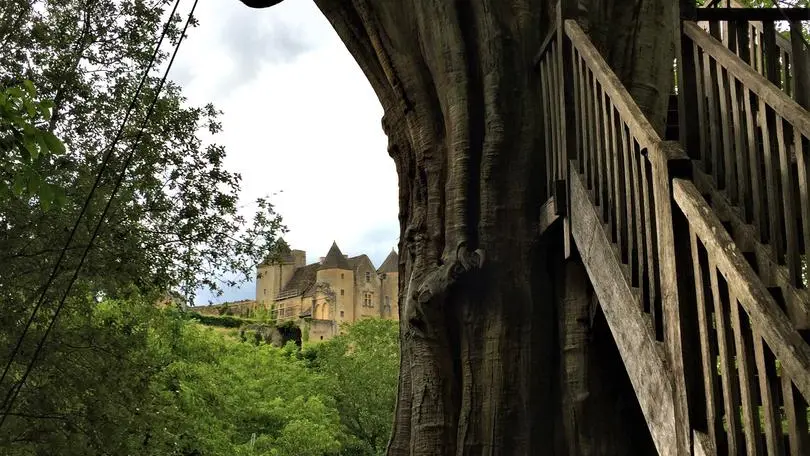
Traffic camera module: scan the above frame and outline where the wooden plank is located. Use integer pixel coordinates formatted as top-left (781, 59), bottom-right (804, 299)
top-left (759, 98), bottom-right (785, 264)
top-left (708, 262), bottom-right (742, 455)
top-left (729, 74), bottom-right (752, 221)
top-left (621, 124), bottom-right (633, 265)
top-left (685, 22), bottom-right (810, 136)
top-left (612, 103), bottom-right (626, 260)
top-left (572, 51), bottom-right (583, 174)
top-left (781, 375), bottom-right (810, 456)
top-left (704, 49), bottom-right (721, 176)
top-left (630, 139), bottom-right (645, 294)
top-left (695, 43), bottom-right (710, 163)
top-left (565, 21), bottom-right (663, 152)
top-left (729, 295), bottom-right (764, 454)
top-left (715, 60), bottom-right (735, 198)
top-left (775, 116), bottom-right (801, 286)
top-left (673, 178), bottom-right (810, 399)
top-left (753, 335), bottom-right (784, 456)
top-left (743, 88), bottom-right (766, 241)
top-left (592, 73), bottom-right (607, 219)
top-left (796, 134), bottom-right (810, 278)
top-left (691, 230), bottom-right (725, 451)
top-left (762, 22), bottom-right (780, 88)
top-left (641, 156), bottom-right (657, 321)
top-left (601, 90), bottom-right (616, 241)
top-left (569, 170), bottom-right (682, 456)
top-left (539, 56), bottom-right (553, 196)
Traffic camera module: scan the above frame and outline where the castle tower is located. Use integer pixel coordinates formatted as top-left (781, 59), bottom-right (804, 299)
top-left (256, 245), bottom-right (306, 310)
top-left (377, 248), bottom-right (399, 319)
top-left (316, 241), bottom-right (355, 324)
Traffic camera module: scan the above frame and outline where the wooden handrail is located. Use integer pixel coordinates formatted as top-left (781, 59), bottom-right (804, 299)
top-left (685, 21), bottom-right (810, 134)
top-left (673, 178), bottom-right (810, 399)
top-left (564, 20), bottom-right (663, 154)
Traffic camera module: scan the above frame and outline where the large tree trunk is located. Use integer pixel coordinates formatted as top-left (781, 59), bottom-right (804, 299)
top-left (240, 0), bottom-right (675, 453)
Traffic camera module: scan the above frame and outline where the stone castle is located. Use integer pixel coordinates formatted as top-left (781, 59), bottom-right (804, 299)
top-left (256, 241), bottom-right (399, 341)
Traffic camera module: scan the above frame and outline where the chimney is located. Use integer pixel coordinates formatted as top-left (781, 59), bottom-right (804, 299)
top-left (319, 257), bottom-right (325, 264)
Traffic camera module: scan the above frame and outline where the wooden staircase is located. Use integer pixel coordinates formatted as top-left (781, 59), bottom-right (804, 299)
top-left (536, 4), bottom-right (810, 455)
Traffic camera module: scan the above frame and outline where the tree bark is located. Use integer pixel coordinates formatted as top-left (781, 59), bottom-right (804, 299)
top-left (239, 0), bottom-right (675, 454)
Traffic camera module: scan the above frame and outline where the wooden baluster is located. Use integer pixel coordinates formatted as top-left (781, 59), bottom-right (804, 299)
top-left (763, 22), bottom-right (780, 88)
top-left (753, 336), bottom-right (784, 455)
top-left (744, 88), bottom-right (766, 242)
top-left (759, 98), bottom-right (786, 264)
top-left (620, 123), bottom-right (634, 266)
top-left (591, 72), bottom-right (605, 216)
top-left (729, 74), bottom-right (752, 222)
top-left (551, 42), bottom-right (562, 183)
top-left (775, 116), bottom-right (801, 286)
top-left (711, 264), bottom-right (743, 454)
top-left (730, 297), bottom-right (764, 455)
top-left (572, 52), bottom-right (583, 174)
top-left (704, 51), bottom-right (722, 179)
top-left (641, 156), bottom-right (657, 325)
top-left (601, 90), bottom-right (616, 241)
top-left (587, 72), bottom-right (598, 194)
top-left (693, 233), bottom-right (726, 453)
top-left (716, 61), bottom-right (735, 200)
top-left (796, 134), bottom-right (810, 285)
top-left (612, 105), bottom-right (626, 258)
top-left (579, 56), bottom-right (591, 185)
top-left (540, 56), bottom-right (553, 195)
top-left (781, 376), bottom-right (810, 456)
top-left (694, 43), bottom-right (709, 164)
top-left (630, 140), bottom-right (644, 294)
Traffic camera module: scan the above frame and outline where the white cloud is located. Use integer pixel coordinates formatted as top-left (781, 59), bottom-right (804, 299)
top-left (172, 0), bottom-right (398, 305)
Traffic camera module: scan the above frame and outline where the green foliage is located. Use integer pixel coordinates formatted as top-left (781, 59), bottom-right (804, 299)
top-left (0, 0), bottom-right (288, 309)
top-left (0, 295), bottom-right (344, 456)
top-left (0, 80), bottom-right (66, 210)
top-left (303, 319), bottom-right (400, 455)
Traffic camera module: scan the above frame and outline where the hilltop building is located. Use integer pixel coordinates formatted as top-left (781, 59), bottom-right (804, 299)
top-left (256, 241), bottom-right (399, 341)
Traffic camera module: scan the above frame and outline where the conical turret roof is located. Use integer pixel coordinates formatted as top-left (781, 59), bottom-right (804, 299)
top-left (319, 241), bottom-right (351, 270)
top-left (377, 248), bottom-right (399, 274)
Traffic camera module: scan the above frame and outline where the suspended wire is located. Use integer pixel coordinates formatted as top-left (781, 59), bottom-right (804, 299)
top-left (0, 0), bottom-right (185, 402)
top-left (0, 0), bottom-right (200, 426)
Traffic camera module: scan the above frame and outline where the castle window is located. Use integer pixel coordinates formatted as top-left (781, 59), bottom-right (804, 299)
top-left (320, 336), bottom-right (324, 340)
top-left (363, 292), bottom-right (374, 308)
top-left (365, 271), bottom-right (371, 282)
top-left (340, 310), bottom-right (345, 318)
top-left (263, 289), bottom-right (267, 295)
top-left (341, 273), bottom-right (344, 279)
top-left (340, 289), bottom-right (345, 296)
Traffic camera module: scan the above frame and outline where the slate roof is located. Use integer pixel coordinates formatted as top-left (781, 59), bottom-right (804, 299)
top-left (347, 254), bottom-right (375, 273)
top-left (260, 240), bottom-right (295, 266)
top-left (319, 241), bottom-right (351, 270)
top-left (277, 263), bottom-right (320, 298)
top-left (377, 249), bottom-right (399, 274)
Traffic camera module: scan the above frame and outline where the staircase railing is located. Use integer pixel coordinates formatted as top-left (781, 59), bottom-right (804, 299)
top-left (681, 21), bottom-right (810, 327)
top-left (673, 177), bottom-right (810, 455)
top-left (692, 2), bottom-right (810, 105)
top-left (538, 16), bottom-right (694, 455)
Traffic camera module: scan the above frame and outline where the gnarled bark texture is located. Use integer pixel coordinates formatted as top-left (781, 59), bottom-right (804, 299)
top-left (239, 0), bottom-right (675, 454)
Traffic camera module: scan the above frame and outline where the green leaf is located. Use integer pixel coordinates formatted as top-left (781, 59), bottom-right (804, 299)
top-left (39, 183), bottom-right (54, 211)
top-left (24, 138), bottom-right (38, 160)
top-left (43, 131), bottom-right (65, 155)
top-left (22, 80), bottom-right (36, 97)
top-left (12, 173), bottom-right (26, 196)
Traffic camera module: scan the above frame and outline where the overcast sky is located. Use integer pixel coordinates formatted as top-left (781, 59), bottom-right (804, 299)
top-left (171, 0), bottom-right (398, 305)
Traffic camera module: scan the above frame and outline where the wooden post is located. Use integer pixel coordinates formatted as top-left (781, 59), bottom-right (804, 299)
top-left (678, 0), bottom-right (701, 160)
top-left (557, 0), bottom-right (578, 259)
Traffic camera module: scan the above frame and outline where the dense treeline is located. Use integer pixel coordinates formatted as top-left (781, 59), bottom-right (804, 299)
top-left (0, 298), bottom-right (398, 455)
